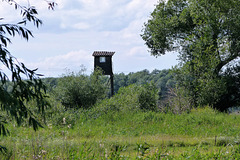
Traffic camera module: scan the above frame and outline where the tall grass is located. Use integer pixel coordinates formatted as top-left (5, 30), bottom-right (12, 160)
top-left (1, 105), bottom-right (240, 159)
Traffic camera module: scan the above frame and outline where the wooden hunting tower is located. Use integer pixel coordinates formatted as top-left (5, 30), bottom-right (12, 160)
top-left (92, 51), bottom-right (115, 75)
top-left (92, 51), bottom-right (115, 96)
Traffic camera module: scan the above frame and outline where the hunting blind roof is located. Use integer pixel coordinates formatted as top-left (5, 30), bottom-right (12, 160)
top-left (92, 51), bottom-right (115, 56)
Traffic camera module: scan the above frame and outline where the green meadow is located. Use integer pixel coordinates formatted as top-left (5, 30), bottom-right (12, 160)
top-left (1, 105), bottom-right (240, 159)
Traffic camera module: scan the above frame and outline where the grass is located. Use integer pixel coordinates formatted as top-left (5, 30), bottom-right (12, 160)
top-left (1, 106), bottom-right (240, 159)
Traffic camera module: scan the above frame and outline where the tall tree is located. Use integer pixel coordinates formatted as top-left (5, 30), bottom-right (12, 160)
top-left (0, 0), bottom-right (56, 151)
top-left (141, 0), bottom-right (240, 110)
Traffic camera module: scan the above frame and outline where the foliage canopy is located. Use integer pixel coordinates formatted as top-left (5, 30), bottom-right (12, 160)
top-left (141, 0), bottom-right (240, 110)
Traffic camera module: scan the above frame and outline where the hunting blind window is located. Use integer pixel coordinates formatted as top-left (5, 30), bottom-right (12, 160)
top-left (99, 57), bottom-right (106, 63)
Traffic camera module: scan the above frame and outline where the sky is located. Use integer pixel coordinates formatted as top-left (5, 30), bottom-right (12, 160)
top-left (0, 0), bottom-right (178, 77)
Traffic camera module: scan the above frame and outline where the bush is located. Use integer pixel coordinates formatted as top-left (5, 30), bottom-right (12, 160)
top-left (165, 87), bottom-right (192, 114)
top-left (138, 82), bottom-right (159, 111)
top-left (94, 82), bottom-right (159, 115)
top-left (53, 68), bottom-right (107, 110)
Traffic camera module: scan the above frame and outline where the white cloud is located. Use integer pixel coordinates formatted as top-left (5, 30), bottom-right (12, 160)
top-left (128, 46), bottom-right (148, 57)
top-left (25, 50), bottom-right (93, 76)
top-left (1, 0), bottom-right (178, 77)
top-left (72, 22), bottom-right (90, 30)
top-left (36, 0), bottom-right (158, 32)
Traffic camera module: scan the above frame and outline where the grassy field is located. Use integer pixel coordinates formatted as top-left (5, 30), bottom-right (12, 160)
top-left (1, 106), bottom-right (240, 159)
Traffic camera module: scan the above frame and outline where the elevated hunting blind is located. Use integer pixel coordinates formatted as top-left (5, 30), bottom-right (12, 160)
top-left (92, 51), bottom-right (115, 75)
top-left (92, 51), bottom-right (115, 96)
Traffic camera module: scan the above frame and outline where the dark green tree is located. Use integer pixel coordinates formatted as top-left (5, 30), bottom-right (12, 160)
top-left (54, 68), bottom-right (107, 110)
top-left (0, 0), bottom-right (56, 151)
top-left (141, 0), bottom-right (240, 111)
top-left (113, 73), bottom-right (128, 93)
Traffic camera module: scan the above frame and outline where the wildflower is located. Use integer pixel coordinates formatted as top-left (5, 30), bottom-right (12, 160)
top-left (48, 124), bottom-right (52, 129)
top-left (41, 150), bottom-right (47, 155)
top-left (100, 143), bottom-right (104, 148)
top-left (105, 149), bottom-right (108, 158)
top-left (63, 118), bottom-right (66, 124)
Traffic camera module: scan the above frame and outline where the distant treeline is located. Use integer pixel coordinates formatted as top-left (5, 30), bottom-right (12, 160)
top-left (113, 69), bottom-right (175, 98)
top-left (42, 69), bottom-right (175, 99)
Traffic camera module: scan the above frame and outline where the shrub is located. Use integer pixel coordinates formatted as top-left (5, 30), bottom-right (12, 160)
top-left (94, 82), bottom-right (159, 115)
top-left (165, 86), bottom-right (192, 114)
top-left (138, 82), bottom-right (159, 111)
top-left (53, 68), bottom-right (107, 110)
